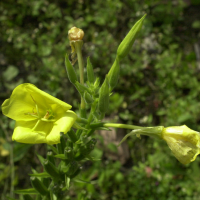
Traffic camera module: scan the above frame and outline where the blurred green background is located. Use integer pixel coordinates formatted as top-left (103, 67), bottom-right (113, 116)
top-left (1, 0), bottom-right (200, 199)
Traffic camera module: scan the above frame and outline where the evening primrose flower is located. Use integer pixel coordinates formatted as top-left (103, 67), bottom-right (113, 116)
top-left (1, 83), bottom-right (77, 144)
top-left (162, 125), bottom-right (200, 165)
top-left (118, 125), bottom-right (200, 165)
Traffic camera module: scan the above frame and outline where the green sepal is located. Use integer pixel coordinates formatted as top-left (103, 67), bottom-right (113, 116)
top-left (67, 129), bottom-right (78, 143)
top-left (98, 76), bottom-right (110, 116)
top-left (65, 54), bottom-right (78, 85)
top-left (30, 177), bottom-right (49, 196)
top-left (117, 14), bottom-right (146, 60)
top-left (43, 159), bottom-right (61, 181)
top-left (23, 194), bottom-right (34, 200)
top-left (107, 57), bottom-right (120, 91)
top-left (14, 188), bottom-right (38, 195)
top-left (86, 57), bottom-right (95, 84)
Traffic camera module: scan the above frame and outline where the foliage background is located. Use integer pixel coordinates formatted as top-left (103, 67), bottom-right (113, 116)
top-left (0, 0), bottom-right (200, 199)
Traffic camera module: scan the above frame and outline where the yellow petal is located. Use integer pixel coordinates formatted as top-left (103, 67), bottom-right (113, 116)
top-left (164, 136), bottom-right (200, 165)
top-left (12, 120), bottom-right (48, 143)
top-left (46, 110), bottom-right (77, 144)
top-left (2, 83), bottom-right (72, 121)
top-left (25, 84), bottom-right (71, 112)
top-left (2, 85), bottom-right (37, 121)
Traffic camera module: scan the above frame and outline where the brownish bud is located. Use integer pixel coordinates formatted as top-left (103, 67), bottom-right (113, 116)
top-left (68, 27), bottom-right (84, 41)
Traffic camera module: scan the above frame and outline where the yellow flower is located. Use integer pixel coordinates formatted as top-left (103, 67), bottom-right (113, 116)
top-left (162, 125), bottom-right (200, 165)
top-left (118, 125), bottom-right (200, 165)
top-left (1, 83), bottom-right (77, 144)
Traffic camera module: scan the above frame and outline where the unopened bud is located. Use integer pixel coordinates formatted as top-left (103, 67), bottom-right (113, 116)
top-left (117, 14), bottom-right (146, 60)
top-left (68, 27), bottom-right (84, 41)
top-left (162, 125), bottom-right (200, 165)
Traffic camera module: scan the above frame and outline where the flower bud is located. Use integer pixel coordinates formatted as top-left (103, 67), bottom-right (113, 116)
top-left (86, 57), bottom-right (95, 84)
top-left (30, 177), bottom-right (49, 196)
top-left (84, 92), bottom-right (93, 104)
top-left (64, 146), bottom-right (74, 160)
top-left (43, 159), bottom-right (60, 181)
top-left (117, 14), bottom-right (146, 60)
top-left (68, 27), bottom-right (84, 41)
top-left (67, 129), bottom-right (78, 143)
top-left (162, 125), bottom-right (200, 165)
top-left (107, 57), bottom-right (120, 91)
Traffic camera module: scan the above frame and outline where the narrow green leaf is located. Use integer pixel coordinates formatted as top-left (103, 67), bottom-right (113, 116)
top-left (14, 188), bottom-right (39, 195)
top-left (86, 57), bottom-right (95, 83)
top-left (47, 145), bottom-right (58, 154)
top-left (29, 172), bottom-right (51, 178)
top-left (54, 154), bottom-right (66, 159)
top-left (65, 175), bottom-right (70, 190)
top-left (65, 54), bottom-right (78, 84)
top-left (117, 14), bottom-right (146, 60)
top-left (73, 179), bottom-right (91, 184)
top-left (35, 152), bottom-right (45, 166)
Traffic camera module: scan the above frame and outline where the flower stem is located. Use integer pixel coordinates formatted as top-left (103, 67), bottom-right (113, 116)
top-left (103, 123), bottom-right (144, 130)
top-left (75, 41), bottom-right (86, 113)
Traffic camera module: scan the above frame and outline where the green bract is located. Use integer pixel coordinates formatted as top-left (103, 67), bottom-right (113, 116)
top-left (1, 83), bottom-right (77, 144)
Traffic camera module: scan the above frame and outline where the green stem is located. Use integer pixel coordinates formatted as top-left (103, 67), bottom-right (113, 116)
top-left (103, 123), bottom-right (145, 130)
top-left (75, 41), bottom-right (86, 110)
top-left (10, 142), bottom-right (14, 198)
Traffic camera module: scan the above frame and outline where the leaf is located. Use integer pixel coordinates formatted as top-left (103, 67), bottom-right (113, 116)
top-left (14, 188), bottom-right (39, 195)
top-left (54, 154), bottom-right (66, 159)
top-left (72, 122), bottom-right (87, 130)
top-left (35, 152), bottom-right (45, 166)
top-left (29, 172), bottom-right (51, 178)
top-left (64, 176), bottom-right (70, 190)
top-left (47, 145), bottom-right (58, 154)
top-left (73, 179), bottom-right (91, 184)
